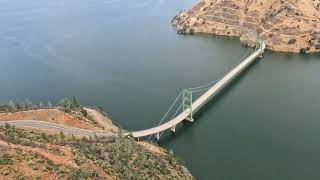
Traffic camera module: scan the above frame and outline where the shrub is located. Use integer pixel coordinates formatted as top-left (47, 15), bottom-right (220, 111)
top-left (300, 48), bottom-right (307, 54)
top-left (81, 109), bottom-right (87, 117)
top-left (59, 97), bottom-right (82, 110)
top-left (70, 96), bottom-right (81, 109)
top-left (288, 39), bottom-right (296, 44)
top-left (70, 169), bottom-right (98, 179)
top-left (0, 154), bottom-right (13, 165)
top-left (189, 28), bottom-right (194, 35)
top-left (8, 100), bottom-right (17, 112)
top-left (23, 99), bottom-right (33, 110)
top-left (59, 98), bottom-right (72, 109)
top-left (47, 101), bottom-right (53, 108)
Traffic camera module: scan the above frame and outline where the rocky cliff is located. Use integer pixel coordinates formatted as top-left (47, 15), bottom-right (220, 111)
top-left (172, 0), bottom-right (320, 53)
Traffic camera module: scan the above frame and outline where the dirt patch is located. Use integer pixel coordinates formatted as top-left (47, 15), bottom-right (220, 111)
top-left (79, 160), bottom-right (112, 179)
top-left (138, 141), bottom-right (165, 155)
top-left (0, 159), bottom-right (56, 179)
top-left (84, 107), bottom-right (117, 132)
top-left (0, 109), bottom-right (99, 131)
top-left (0, 140), bottom-right (75, 167)
top-left (0, 145), bottom-right (111, 179)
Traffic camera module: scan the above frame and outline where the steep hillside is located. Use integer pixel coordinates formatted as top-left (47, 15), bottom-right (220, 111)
top-left (0, 126), bottom-right (193, 179)
top-left (172, 0), bottom-right (320, 53)
top-left (0, 99), bottom-right (193, 179)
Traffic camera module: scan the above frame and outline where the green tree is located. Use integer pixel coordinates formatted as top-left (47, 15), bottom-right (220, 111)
top-left (47, 101), bottom-right (52, 108)
top-left (5, 122), bottom-right (10, 130)
top-left (59, 98), bottom-right (71, 109)
top-left (23, 99), bottom-right (33, 109)
top-left (71, 134), bottom-right (76, 141)
top-left (8, 100), bottom-right (16, 112)
top-left (41, 132), bottom-right (48, 142)
top-left (59, 131), bottom-right (65, 141)
top-left (39, 102), bottom-right (44, 108)
top-left (71, 96), bottom-right (80, 109)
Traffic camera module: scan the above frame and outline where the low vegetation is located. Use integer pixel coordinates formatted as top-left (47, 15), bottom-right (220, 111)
top-left (0, 148), bottom-right (101, 179)
top-left (58, 97), bottom-right (104, 129)
top-left (0, 125), bottom-right (193, 179)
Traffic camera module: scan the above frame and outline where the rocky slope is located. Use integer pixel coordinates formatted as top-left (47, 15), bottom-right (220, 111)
top-left (0, 126), bottom-right (193, 179)
top-left (172, 0), bottom-right (320, 53)
top-left (0, 102), bottom-right (193, 179)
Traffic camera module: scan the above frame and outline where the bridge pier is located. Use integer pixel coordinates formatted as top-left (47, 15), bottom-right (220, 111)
top-left (155, 132), bottom-right (160, 140)
top-left (170, 126), bottom-right (176, 132)
top-left (185, 117), bottom-right (194, 122)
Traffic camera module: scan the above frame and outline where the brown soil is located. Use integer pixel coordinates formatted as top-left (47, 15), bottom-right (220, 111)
top-left (79, 160), bottom-right (112, 180)
top-left (138, 141), bottom-right (165, 155)
top-left (0, 140), bottom-right (75, 167)
top-left (172, 0), bottom-right (320, 53)
top-left (0, 109), bottom-right (99, 131)
top-left (0, 157), bottom-right (56, 179)
top-left (0, 142), bottom-right (112, 179)
top-left (84, 107), bottom-right (117, 132)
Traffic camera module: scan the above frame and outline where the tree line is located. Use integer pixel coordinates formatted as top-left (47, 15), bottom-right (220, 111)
top-left (0, 96), bottom-right (82, 113)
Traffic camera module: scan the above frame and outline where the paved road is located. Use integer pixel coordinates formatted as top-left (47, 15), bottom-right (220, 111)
top-left (0, 120), bottom-right (114, 137)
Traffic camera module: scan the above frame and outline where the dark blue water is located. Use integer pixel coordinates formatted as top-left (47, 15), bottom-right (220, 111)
top-left (1, 0), bottom-right (320, 179)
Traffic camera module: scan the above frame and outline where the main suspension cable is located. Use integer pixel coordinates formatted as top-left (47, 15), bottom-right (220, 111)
top-left (149, 47), bottom-right (253, 142)
top-left (146, 91), bottom-right (183, 142)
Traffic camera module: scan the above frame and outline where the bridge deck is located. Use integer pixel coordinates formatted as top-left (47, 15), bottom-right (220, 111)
top-left (131, 42), bottom-right (265, 139)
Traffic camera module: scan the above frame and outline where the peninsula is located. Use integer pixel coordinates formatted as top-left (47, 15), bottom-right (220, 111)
top-left (172, 0), bottom-right (320, 53)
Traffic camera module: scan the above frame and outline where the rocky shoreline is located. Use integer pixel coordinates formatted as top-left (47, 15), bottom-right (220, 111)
top-left (172, 0), bottom-right (320, 53)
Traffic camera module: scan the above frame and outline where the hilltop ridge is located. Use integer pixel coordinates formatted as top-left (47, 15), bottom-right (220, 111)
top-left (172, 0), bottom-right (320, 53)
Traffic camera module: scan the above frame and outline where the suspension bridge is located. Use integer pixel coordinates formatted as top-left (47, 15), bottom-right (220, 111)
top-left (130, 38), bottom-right (266, 140)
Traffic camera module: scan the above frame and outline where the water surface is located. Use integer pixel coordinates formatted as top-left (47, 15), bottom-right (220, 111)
top-left (0, 0), bottom-right (320, 179)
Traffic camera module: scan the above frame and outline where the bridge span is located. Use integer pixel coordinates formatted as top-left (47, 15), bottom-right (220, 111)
top-left (131, 40), bottom-right (266, 140)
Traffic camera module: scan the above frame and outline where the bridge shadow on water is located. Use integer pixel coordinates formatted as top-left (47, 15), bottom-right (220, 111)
top-left (157, 59), bottom-right (261, 145)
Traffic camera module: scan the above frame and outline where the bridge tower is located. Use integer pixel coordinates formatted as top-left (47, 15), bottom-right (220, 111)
top-left (182, 89), bottom-right (194, 122)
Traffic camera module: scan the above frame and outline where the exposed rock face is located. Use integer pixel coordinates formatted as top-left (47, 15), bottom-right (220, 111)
top-left (172, 0), bottom-right (320, 53)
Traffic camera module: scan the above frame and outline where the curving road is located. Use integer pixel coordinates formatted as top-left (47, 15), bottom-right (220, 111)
top-left (0, 120), bottom-right (114, 137)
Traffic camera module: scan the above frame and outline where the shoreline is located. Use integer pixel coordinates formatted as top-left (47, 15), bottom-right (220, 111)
top-left (172, 0), bottom-right (320, 54)
top-left (0, 105), bottom-right (194, 179)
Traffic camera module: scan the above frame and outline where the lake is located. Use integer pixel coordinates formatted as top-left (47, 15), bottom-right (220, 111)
top-left (0, 0), bottom-right (320, 179)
